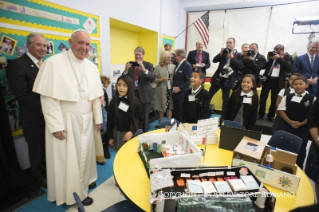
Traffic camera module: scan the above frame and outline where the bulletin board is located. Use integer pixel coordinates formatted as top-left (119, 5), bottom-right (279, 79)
top-left (161, 35), bottom-right (175, 52)
top-left (0, 27), bottom-right (101, 136)
top-left (0, 0), bottom-right (100, 37)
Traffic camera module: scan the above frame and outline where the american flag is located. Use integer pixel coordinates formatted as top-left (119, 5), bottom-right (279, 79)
top-left (194, 11), bottom-right (209, 49)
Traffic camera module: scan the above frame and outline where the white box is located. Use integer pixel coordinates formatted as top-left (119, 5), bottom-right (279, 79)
top-left (137, 131), bottom-right (202, 169)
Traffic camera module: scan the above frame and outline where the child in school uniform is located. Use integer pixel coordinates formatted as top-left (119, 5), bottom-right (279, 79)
top-left (278, 76), bottom-right (316, 169)
top-left (272, 73), bottom-right (303, 133)
top-left (107, 75), bottom-right (143, 151)
top-left (223, 74), bottom-right (259, 130)
top-left (182, 71), bottom-right (211, 123)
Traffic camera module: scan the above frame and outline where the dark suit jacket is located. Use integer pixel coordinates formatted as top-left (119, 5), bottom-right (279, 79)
top-left (211, 50), bottom-right (243, 88)
top-left (241, 52), bottom-right (266, 79)
top-left (6, 54), bottom-right (45, 127)
top-left (186, 50), bottom-right (211, 75)
top-left (172, 60), bottom-right (192, 101)
top-left (263, 53), bottom-right (292, 89)
top-left (123, 61), bottom-right (155, 104)
top-left (292, 54), bottom-right (319, 95)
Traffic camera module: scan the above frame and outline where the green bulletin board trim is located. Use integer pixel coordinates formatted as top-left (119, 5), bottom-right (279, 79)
top-left (161, 35), bottom-right (175, 51)
top-left (0, 0), bottom-right (100, 37)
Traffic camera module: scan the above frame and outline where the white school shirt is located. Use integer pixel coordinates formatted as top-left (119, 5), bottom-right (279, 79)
top-left (277, 91), bottom-right (316, 111)
top-left (278, 87), bottom-right (294, 97)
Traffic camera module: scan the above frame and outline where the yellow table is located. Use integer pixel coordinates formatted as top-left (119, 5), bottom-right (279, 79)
top-left (203, 82), bottom-right (272, 112)
top-left (113, 129), bottom-right (314, 212)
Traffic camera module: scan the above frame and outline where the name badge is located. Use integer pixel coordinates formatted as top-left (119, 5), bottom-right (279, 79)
top-left (271, 67), bottom-right (280, 77)
top-left (188, 95), bottom-right (195, 102)
top-left (243, 97), bottom-right (252, 104)
top-left (291, 96), bottom-right (302, 103)
top-left (167, 79), bottom-right (172, 90)
top-left (118, 101), bottom-right (129, 112)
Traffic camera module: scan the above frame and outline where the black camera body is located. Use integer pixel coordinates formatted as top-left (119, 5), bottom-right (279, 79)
top-left (268, 51), bottom-right (278, 57)
top-left (223, 47), bottom-right (232, 55)
top-left (246, 49), bottom-right (254, 56)
top-left (221, 67), bottom-right (232, 75)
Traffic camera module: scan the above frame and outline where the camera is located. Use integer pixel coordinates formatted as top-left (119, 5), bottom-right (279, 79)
top-left (223, 47), bottom-right (232, 55)
top-left (246, 49), bottom-right (254, 56)
top-left (268, 51), bottom-right (278, 57)
top-left (221, 67), bottom-right (232, 75)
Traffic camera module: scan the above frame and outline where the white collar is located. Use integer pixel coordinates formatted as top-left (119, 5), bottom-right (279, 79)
top-left (178, 59), bottom-right (186, 65)
top-left (294, 91), bottom-right (307, 97)
top-left (68, 49), bottom-right (85, 64)
top-left (241, 90), bottom-right (254, 97)
top-left (26, 52), bottom-right (42, 67)
top-left (307, 52), bottom-right (316, 59)
top-left (289, 87), bottom-right (295, 93)
top-left (192, 85), bottom-right (202, 93)
top-left (119, 95), bottom-right (127, 98)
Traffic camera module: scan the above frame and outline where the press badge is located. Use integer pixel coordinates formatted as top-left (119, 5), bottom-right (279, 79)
top-left (271, 67), bottom-right (280, 77)
top-left (188, 95), bottom-right (195, 102)
top-left (119, 101), bottom-right (129, 112)
top-left (243, 97), bottom-right (252, 104)
top-left (291, 96), bottom-right (302, 103)
top-left (167, 79), bottom-right (172, 90)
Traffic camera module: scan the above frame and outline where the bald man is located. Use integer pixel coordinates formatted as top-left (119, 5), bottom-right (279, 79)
top-left (186, 40), bottom-right (211, 75)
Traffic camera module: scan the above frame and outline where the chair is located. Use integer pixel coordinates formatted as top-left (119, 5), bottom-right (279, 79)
top-left (267, 130), bottom-right (303, 154)
top-left (159, 120), bottom-right (171, 129)
top-left (223, 120), bottom-right (243, 129)
top-left (132, 129), bottom-right (143, 138)
top-left (101, 200), bottom-right (141, 212)
top-left (73, 192), bottom-right (85, 212)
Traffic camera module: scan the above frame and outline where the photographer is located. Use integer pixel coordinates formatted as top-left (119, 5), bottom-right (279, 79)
top-left (209, 38), bottom-right (243, 111)
top-left (241, 43), bottom-right (266, 80)
top-left (259, 44), bottom-right (292, 122)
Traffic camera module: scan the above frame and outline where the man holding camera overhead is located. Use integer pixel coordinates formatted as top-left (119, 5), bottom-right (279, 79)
top-left (259, 44), bottom-right (292, 122)
top-left (209, 38), bottom-right (243, 111)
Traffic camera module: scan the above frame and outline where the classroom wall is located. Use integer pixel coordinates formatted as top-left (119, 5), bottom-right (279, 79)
top-left (110, 27), bottom-right (138, 65)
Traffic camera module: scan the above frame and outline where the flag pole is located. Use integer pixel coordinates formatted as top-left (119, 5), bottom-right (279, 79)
top-left (175, 11), bottom-right (210, 39)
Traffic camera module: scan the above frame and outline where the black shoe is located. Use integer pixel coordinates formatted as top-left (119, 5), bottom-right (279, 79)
top-left (40, 178), bottom-right (47, 189)
top-left (268, 116), bottom-right (274, 122)
top-left (258, 114), bottom-right (264, 120)
top-left (82, 196), bottom-right (93, 206)
top-left (97, 161), bottom-right (106, 165)
top-left (89, 182), bottom-right (96, 189)
top-left (104, 149), bottom-right (111, 159)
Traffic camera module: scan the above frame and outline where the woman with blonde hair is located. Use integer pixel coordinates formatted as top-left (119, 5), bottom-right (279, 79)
top-left (153, 51), bottom-right (175, 127)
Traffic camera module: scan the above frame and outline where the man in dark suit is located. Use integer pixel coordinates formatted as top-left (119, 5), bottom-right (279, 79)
top-left (241, 43), bottom-right (266, 79)
top-left (172, 49), bottom-right (192, 122)
top-left (6, 32), bottom-right (47, 188)
top-left (187, 40), bottom-right (211, 75)
top-left (209, 38), bottom-right (243, 111)
top-left (123, 46), bottom-right (155, 132)
top-left (292, 41), bottom-right (319, 96)
top-left (259, 44), bottom-right (292, 122)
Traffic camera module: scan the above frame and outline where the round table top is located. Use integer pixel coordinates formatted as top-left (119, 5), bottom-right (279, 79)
top-left (113, 129), bottom-right (314, 212)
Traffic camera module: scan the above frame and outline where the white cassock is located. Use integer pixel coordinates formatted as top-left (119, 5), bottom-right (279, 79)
top-left (33, 49), bottom-right (103, 205)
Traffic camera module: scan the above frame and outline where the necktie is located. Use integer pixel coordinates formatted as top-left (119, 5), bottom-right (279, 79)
top-left (176, 63), bottom-right (181, 73)
top-left (134, 67), bottom-right (139, 90)
top-left (311, 55), bottom-right (314, 69)
top-left (38, 61), bottom-right (42, 67)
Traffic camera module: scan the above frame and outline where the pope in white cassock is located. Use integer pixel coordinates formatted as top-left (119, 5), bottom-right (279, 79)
top-left (33, 30), bottom-right (103, 206)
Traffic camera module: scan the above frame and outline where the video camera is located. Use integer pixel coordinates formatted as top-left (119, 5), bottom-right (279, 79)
top-left (268, 51), bottom-right (278, 57)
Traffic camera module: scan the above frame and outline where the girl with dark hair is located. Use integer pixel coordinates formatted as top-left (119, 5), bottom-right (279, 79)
top-left (223, 74), bottom-right (259, 130)
top-left (107, 75), bottom-right (143, 151)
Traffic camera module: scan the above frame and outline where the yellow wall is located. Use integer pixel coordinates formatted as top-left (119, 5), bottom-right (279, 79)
top-left (110, 26), bottom-right (138, 64)
top-left (139, 32), bottom-right (158, 65)
top-left (110, 18), bottom-right (158, 66)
